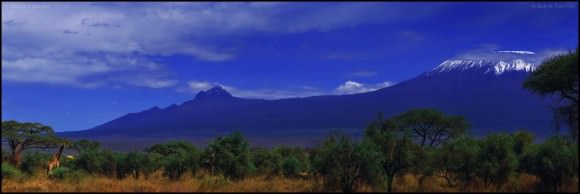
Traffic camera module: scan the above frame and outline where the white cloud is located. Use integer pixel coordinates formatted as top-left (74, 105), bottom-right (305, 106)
top-left (1, 51), bottom-right (173, 89)
top-left (1, 57), bottom-right (112, 87)
top-left (2, 2), bottom-right (446, 89)
top-left (455, 44), bottom-right (569, 66)
top-left (183, 80), bottom-right (327, 99)
top-left (229, 88), bottom-right (326, 99)
top-left (130, 79), bottom-right (177, 89)
top-left (187, 80), bottom-right (216, 91)
top-left (334, 80), bottom-right (393, 95)
top-left (1, 2), bottom-right (428, 62)
top-left (497, 50), bottom-right (536, 55)
top-left (182, 79), bottom-right (397, 99)
top-left (336, 80), bottom-right (364, 93)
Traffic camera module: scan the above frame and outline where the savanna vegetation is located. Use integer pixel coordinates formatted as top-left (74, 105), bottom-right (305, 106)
top-left (1, 50), bottom-right (578, 192)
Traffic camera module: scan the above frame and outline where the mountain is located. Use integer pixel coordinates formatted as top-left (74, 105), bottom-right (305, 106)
top-left (59, 59), bottom-right (555, 147)
top-left (429, 59), bottom-right (535, 75)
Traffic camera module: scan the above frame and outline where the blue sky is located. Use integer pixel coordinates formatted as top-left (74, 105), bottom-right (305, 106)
top-left (2, 2), bottom-right (578, 132)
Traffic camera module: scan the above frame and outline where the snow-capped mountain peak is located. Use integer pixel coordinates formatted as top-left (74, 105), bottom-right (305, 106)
top-left (430, 59), bottom-right (536, 75)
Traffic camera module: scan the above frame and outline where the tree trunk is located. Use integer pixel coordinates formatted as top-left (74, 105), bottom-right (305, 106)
top-left (483, 177), bottom-right (489, 188)
top-left (418, 175), bottom-right (427, 191)
top-left (386, 175), bottom-right (394, 192)
top-left (10, 143), bottom-right (24, 167)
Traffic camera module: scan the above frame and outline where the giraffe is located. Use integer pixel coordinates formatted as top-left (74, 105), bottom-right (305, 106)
top-left (47, 144), bottom-right (65, 175)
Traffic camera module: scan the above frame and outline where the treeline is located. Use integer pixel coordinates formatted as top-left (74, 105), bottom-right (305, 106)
top-left (2, 109), bottom-right (578, 192)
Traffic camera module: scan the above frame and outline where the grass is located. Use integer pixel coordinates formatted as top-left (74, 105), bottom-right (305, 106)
top-left (2, 171), bottom-right (578, 192)
top-left (1, 171), bottom-right (315, 192)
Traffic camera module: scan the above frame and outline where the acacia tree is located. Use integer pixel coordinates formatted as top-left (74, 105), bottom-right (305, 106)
top-left (74, 148), bottom-right (103, 174)
top-left (529, 136), bottom-right (578, 192)
top-left (393, 109), bottom-right (469, 148)
top-left (282, 156), bottom-right (301, 178)
top-left (312, 132), bottom-right (382, 192)
top-left (201, 131), bottom-right (254, 181)
top-left (1, 120), bottom-right (68, 167)
top-left (476, 134), bottom-right (519, 190)
top-left (146, 141), bottom-right (199, 180)
top-left (413, 147), bottom-right (437, 191)
top-left (434, 135), bottom-right (481, 191)
top-left (523, 48), bottom-right (579, 141)
top-left (273, 146), bottom-right (309, 177)
top-left (252, 148), bottom-right (283, 177)
top-left (511, 130), bottom-right (534, 173)
top-left (364, 116), bottom-right (419, 192)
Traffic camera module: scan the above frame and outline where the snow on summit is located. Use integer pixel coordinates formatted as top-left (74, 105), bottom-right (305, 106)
top-left (432, 59), bottom-right (536, 75)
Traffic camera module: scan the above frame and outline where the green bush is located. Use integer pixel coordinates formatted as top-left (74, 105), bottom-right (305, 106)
top-left (252, 148), bottom-right (284, 177)
top-left (146, 141), bottom-right (199, 180)
top-left (60, 154), bottom-right (76, 168)
top-left (49, 166), bottom-right (68, 180)
top-left (73, 149), bottom-right (102, 174)
top-left (114, 153), bottom-right (128, 179)
top-left (99, 150), bottom-right (116, 177)
top-left (202, 131), bottom-right (254, 181)
top-left (477, 133), bottom-right (519, 190)
top-left (313, 132), bottom-right (383, 192)
top-left (2, 162), bottom-right (23, 180)
top-left (141, 153), bottom-right (160, 179)
top-left (49, 166), bottom-right (88, 183)
top-left (435, 135), bottom-right (481, 189)
top-left (162, 150), bottom-right (195, 180)
top-left (363, 117), bottom-right (419, 192)
top-left (1, 149), bottom-right (9, 163)
top-left (20, 152), bottom-right (50, 175)
top-left (282, 156), bottom-right (301, 178)
top-left (273, 147), bottom-right (309, 176)
top-left (529, 136), bottom-right (578, 192)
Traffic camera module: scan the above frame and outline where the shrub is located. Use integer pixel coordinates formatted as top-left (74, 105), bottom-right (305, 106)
top-left (529, 136), bottom-right (578, 192)
top-left (2, 162), bottom-right (23, 180)
top-left (476, 134), bottom-right (519, 190)
top-left (1, 149), bottom-right (9, 163)
top-left (141, 153), bottom-right (161, 179)
top-left (202, 131), bottom-right (254, 181)
top-left (49, 166), bottom-right (68, 180)
top-left (146, 141), bottom-right (199, 180)
top-left (435, 135), bottom-right (481, 190)
top-left (313, 132), bottom-right (383, 192)
top-left (363, 117), bottom-right (420, 192)
top-left (73, 149), bottom-right (102, 174)
top-left (49, 166), bottom-right (88, 183)
top-left (114, 153), bottom-right (129, 179)
top-left (252, 148), bottom-right (280, 177)
top-left (273, 147), bottom-right (309, 176)
top-left (20, 152), bottom-right (50, 175)
top-left (162, 150), bottom-right (195, 180)
top-left (99, 150), bottom-right (117, 177)
top-left (282, 156), bottom-right (301, 178)
top-left (60, 154), bottom-right (76, 168)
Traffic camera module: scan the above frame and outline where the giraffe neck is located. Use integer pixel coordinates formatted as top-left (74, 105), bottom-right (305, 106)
top-left (52, 144), bottom-right (65, 161)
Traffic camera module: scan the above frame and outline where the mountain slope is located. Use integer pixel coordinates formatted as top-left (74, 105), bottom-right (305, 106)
top-left (60, 59), bottom-right (554, 142)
